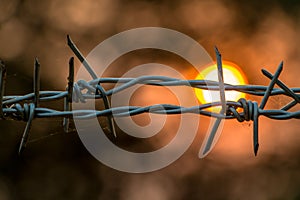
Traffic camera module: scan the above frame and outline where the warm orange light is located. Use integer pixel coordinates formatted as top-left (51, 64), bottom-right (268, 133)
top-left (195, 61), bottom-right (247, 106)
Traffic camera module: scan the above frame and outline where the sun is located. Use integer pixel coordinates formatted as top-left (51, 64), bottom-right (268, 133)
top-left (195, 61), bottom-right (247, 106)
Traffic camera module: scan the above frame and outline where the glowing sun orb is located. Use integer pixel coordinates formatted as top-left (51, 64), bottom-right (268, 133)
top-left (195, 61), bottom-right (247, 105)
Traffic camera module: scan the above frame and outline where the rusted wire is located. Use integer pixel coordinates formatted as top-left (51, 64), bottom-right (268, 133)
top-left (1, 36), bottom-right (299, 156)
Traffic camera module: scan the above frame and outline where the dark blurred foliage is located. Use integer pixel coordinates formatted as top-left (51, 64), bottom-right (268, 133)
top-left (1, 0), bottom-right (300, 199)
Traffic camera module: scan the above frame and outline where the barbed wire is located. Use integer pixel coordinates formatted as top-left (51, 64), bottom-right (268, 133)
top-left (1, 36), bottom-right (299, 156)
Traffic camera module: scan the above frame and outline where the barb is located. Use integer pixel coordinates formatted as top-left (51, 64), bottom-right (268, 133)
top-left (0, 61), bottom-right (6, 118)
top-left (200, 47), bottom-right (226, 157)
top-left (1, 36), bottom-right (299, 156)
top-left (63, 57), bottom-right (74, 133)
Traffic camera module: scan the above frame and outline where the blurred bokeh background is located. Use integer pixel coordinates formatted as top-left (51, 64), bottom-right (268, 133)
top-left (1, 0), bottom-right (300, 199)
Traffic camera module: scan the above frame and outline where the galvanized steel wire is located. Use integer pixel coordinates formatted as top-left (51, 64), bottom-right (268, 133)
top-left (1, 36), bottom-right (299, 156)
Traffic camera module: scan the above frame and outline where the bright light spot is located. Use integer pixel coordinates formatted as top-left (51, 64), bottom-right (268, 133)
top-left (195, 61), bottom-right (247, 106)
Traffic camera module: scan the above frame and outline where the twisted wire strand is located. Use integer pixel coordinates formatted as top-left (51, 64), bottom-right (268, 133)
top-left (0, 36), bottom-right (299, 156)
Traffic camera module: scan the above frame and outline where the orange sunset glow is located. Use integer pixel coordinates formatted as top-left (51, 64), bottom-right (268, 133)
top-left (195, 61), bottom-right (247, 105)
top-left (1, 0), bottom-right (300, 199)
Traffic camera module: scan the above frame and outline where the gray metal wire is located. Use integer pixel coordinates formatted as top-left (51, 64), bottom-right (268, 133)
top-left (1, 36), bottom-right (299, 156)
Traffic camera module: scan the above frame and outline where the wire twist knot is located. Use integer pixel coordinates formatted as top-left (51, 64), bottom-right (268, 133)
top-left (227, 98), bottom-right (259, 123)
top-left (10, 103), bottom-right (35, 122)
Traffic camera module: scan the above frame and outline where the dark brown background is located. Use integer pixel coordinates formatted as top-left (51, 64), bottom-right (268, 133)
top-left (1, 0), bottom-right (300, 199)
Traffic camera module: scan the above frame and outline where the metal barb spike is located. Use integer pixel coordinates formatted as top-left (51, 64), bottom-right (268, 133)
top-left (18, 103), bottom-right (35, 155)
top-left (262, 62), bottom-right (300, 111)
top-left (253, 101), bottom-right (259, 156)
top-left (0, 61), bottom-right (6, 118)
top-left (63, 57), bottom-right (74, 132)
top-left (34, 58), bottom-right (40, 107)
top-left (215, 46), bottom-right (226, 112)
top-left (67, 35), bottom-right (97, 80)
top-left (96, 83), bottom-right (117, 138)
top-left (260, 62), bottom-right (283, 109)
top-left (253, 62), bottom-right (283, 155)
top-left (199, 47), bottom-right (226, 157)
